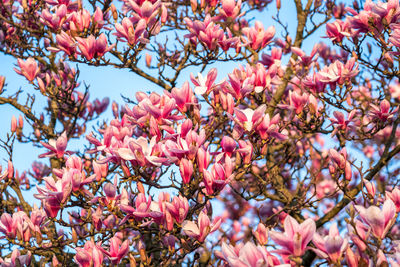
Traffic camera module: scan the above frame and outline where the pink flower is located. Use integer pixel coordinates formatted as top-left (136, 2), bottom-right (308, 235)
top-left (203, 156), bottom-right (234, 195)
top-left (169, 82), bottom-right (196, 112)
top-left (329, 148), bottom-right (352, 180)
top-left (10, 115), bottom-right (17, 132)
top-left (221, 136), bottom-right (237, 157)
top-left (179, 158), bottom-right (193, 184)
top-left (326, 20), bottom-right (350, 43)
top-left (75, 241), bottom-right (104, 267)
top-left (312, 224), bottom-right (348, 263)
top-left (369, 99), bottom-right (398, 122)
top-left (386, 187), bottom-right (400, 212)
top-left (119, 193), bottom-right (152, 221)
top-left (165, 195), bottom-right (189, 224)
top-left (0, 213), bottom-right (20, 238)
top-left (39, 132), bottom-right (71, 158)
top-left (191, 68), bottom-right (217, 95)
top-left (355, 199), bottom-right (397, 239)
top-left (34, 175), bottom-right (72, 218)
top-left (14, 58), bottom-right (40, 82)
top-left (218, 0), bottom-right (242, 19)
top-left (256, 114), bottom-right (287, 140)
top-left (40, 4), bottom-right (67, 30)
top-left (48, 31), bottom-right (76, 56)
top-left (101, 235), bottom-right (129, 264)
top-left (253, 223), bottom-right (268, 245)
top-left (269, 215), bottom-right (316, 257)
top-left (328, 110), bottom-right (357, 137)
top-left (76, 34), bottom-right (114, 60)
top-left (114, 18), bottom-right (147, 45)
top-left (289, 91), bottom-right (309, 115)
top-left (242, 22), bottom-right (275, 50)
top-left (220, 242), bottom-right (285, 267)
top-left (231, 104), bottom-right (266, 132)
top-left (0, 249), bottom-right (31, 267)
top-left (182, 211), bottom-right (221, 242)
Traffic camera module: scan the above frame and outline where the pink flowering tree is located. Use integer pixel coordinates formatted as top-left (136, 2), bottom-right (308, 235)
top-left (1, 0), bottom-right (400, 266)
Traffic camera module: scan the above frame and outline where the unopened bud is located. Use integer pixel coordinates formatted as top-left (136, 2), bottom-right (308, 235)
top-left (18, 115), bottom-right (23, 129)
top-left (145, 53), bottom-right (152, 67)
top-left (11, 116), bottom-right (17, 132)
top-left (0, 76), bottom-right (5, 93)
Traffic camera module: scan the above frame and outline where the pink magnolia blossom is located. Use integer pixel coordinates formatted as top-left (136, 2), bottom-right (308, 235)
top-left (218, 0), bottom-right (242, 19)
top-left (76, 34), bottom-right (115, 60)
top-left (230, 104), bottom-right (266, 132)
top-left (242, 22), bottom-right (275, 50)
top-left (168, 82), bottom-right (196, 112)
top-left (220, 242), bottom-right (286, 267)
top-left (75, 240), bottom-right (104, 267)
top-left (369, 99), bottom-right (398, 122)
top-left (269, 215), bottom-right (316, 258)
top-left (39, 132), bottom-right (71, 158)
top-left (14, 58), bottom-right (40, 82)
top-left (253, 223), bottom-right (268, 245)
top-left (329, 147), bottom-right (352, 180)
top-left (355, 199), bottom-right (397, 239)
top-left (312, 224), bottom-right (348, 263)
top-left (256, 114), bottom-right (287, 140)
top-left (179, 158), bottom-right (193, 184)
top-left (191, 68), bottom-right (217, 95)
top-left (184, 15), bottom-right (224, 50)
top-left (288, 91), bottom-right (309, 115)
top-left (328, 110), bottom-right (357, 137)
top-left (326, 20), bottom-right (350, 43)
top-left (114, 18), bottom-right (147, 45)
top-left (0, 249), bottom-right (31, 267)
top-left (165, 195), bottom-right (189, 224)
top-left (40, 4), bottom-right (67, 30)
top-left (34, 175), bottom-right (72, 218)
top-left (69, 9), bottom-right (91, 32)
top-left (203, 156), bottom-right (234, 195)
top-left (182, 210), bottom-right (221, 242)
top-left (100, 235), bottom-right (129, 264)
top-left (386, 187), bottom-right (400, 212)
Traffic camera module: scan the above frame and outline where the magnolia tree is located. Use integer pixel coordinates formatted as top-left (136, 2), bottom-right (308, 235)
top-left (1, 0), bottom-right (400, 265)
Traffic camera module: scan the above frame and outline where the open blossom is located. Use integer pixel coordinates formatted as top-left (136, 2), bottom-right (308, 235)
top-left (100, 235), bottom-right (129, 264)
top-left (326, 20), bottom-right (350, 43)
top-left (355, 199), bottom-right (397, 239)
top-left (182, 210), bottom-right (221, 242)
top-left (220, 242), bottom-right (286, 267)
top-left (269, 215), bottom-right (316, 258)
top-left (387, 187), bottom-right (400, 212)
top-left (114, 18), bottom-right (147, 45)
top-left (218, 0), bottom-right (242, 19)
top-left (75, 240), bottom-right (104, 267)
top-left (48, 31), bottom-right (76, 56)
top-left (318, 57), bottom-right (359, 86)
top-left (0, 249), bottom-right (31, 267)
top-left (40, 4), bottom-right (67, 30)
top-left (328, 110), bottom-right (357, 137)
top-left (14, 58), bottom-right (40, 82)
top-left (39, 132), bottom-right (71, 158)
top-left (312, 224), bottom-right (348, 263)
top-left (230, 105), bottom-right (266, 132)
top-left (242, 22), bottom-right (275, 50)
top-left (76, 34), bottom-right (115, 60)
top-left (191, 68), bottom-right (217, 95)
top-left (369, 99), bottom-right (398, 122)
top-left (184, 15), bottom-right (224, 50)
